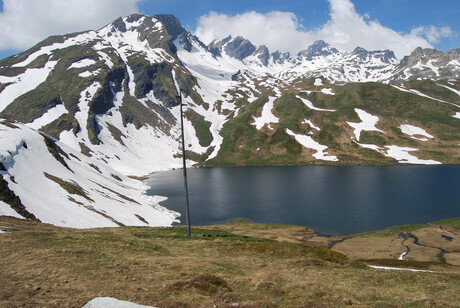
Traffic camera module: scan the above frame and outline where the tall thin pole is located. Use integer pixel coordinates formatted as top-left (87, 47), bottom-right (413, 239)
top-left (178, 89), bottom-right (191, 237)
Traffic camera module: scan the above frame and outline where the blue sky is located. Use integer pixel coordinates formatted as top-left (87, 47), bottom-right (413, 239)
top-left (0, 0), bottom-right (459, 60)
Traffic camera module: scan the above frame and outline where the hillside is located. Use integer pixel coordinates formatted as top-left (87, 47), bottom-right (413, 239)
top-left (0, 13), bottom-right (459, 227)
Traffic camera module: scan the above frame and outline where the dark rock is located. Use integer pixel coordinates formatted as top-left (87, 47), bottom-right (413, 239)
top-left (207, 36), bottom-right (233, 57)
top-left (130, 61), bottom-right (176, 107)
top-left (154, 14), bottom-right (185, 40)
top-left (271, 51), bottom-right (291, 64)
top-left (111, 17), bottom-right (127, 33)
top-left (224, 36), bottom-right (256, 60)
top-left (255, 45), bottom-right (270, 66)
top-left (298, 40), bottom-right (339, 60)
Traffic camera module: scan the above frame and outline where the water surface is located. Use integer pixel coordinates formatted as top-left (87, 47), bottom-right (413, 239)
top-left (146, 165), bottom-right (460, 235)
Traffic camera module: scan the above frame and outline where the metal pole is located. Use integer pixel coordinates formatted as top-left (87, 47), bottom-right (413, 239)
top-left (178, 89), bottom-right (191, 237)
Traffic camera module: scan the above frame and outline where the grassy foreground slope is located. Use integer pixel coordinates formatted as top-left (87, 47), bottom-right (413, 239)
top-left (0, 217), bottom-right (459, 307)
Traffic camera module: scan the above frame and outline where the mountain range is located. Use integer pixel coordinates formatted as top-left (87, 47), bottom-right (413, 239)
top-left (0, 14), bottom-right (459, 228)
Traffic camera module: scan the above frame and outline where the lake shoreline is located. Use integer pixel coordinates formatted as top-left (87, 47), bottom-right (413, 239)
top-left (146, 165), bottom-right (460, 235)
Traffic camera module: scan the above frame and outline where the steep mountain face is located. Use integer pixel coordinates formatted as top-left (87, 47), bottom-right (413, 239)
top-left (394, 47), bottom-right (460, 81)
top-left (0, 120), bottom-right (178, 228)
top-left (0, 13), bottom-right (459, 227)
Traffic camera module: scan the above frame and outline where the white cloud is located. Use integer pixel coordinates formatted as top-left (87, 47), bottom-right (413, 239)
top-left (194, 0), bottom-right (453, 59)
top-left (0, 0), bottom-right (140, 50)
top-left (411, 26), bottom-right (452, 44)
top-left (195, 11), bottom-right (310, 54)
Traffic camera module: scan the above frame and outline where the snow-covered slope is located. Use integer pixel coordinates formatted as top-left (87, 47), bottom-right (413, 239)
top-left (0, 120), bottom-right (178, 228)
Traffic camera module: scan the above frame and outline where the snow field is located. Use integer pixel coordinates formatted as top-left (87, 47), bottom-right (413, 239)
top-left (1, 122), bottom-right (179, 228)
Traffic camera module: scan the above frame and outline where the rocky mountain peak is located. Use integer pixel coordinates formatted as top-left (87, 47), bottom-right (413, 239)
top-left (254, 45), bottom-right (270, 66)
top-left (224, 36), bottom-right (257, 60)
top-left (298, 40), bottom-right (339, 60)
top-left (153, 14), bottom-right (187, 40)
top-left (393, 47), bottom-right (460, 80)
top-left (352, 47), bottom-right (397, 63)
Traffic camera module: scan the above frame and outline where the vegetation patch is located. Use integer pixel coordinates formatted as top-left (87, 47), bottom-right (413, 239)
top-left (93, 182), bottom-right (140, 205)
top-left (44, 172), bottom-right (93, 202)
top-left (185, 109), bottom-right (213, 147)
top-left (0, 176), bottom-right (38, 220)
top-left (40, 133), bottom-right (73, 171)
top-left (169, 274), bottom-right (232, 295)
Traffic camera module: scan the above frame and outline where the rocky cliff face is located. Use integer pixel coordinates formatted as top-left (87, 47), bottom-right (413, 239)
top-left (394, 47), bottom-right (460, 81)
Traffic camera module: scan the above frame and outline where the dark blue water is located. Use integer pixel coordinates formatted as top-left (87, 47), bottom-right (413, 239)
top-left (146, 165), bottom-right (460, 235)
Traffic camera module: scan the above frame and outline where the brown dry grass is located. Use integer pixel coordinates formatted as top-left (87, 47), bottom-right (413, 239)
top-left (0, 217), bottom-right (459, 308)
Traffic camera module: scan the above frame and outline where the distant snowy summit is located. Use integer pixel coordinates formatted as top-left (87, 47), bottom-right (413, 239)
top-left (202, 33), bottom-right (458, 83)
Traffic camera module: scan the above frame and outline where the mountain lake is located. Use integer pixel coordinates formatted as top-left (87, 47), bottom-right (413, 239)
top-left (146, 165), bottom-right (460, 235)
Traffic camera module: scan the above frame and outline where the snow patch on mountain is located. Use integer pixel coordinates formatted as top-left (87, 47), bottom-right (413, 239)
top-left (392, 85), bottom-right (460, 108)
top-left (314, 78), bottom-right (323, 86)
top-left (384, 146), bottom-right (441, 165)
top-left (78, 70), bottom-right (101, 78)
top-left (357, 142), bottom-right (441, 165)
top-left (75, 82), bottom-right (101, 142)
top-left (399, 124), bottom-right (434, 141)
top-left (0, 60), bottom-right (58, 112)
top-left (347, 109), bottom-right (385, 141)
top-left (321, 88), bottom-right (335, 95)
top-left (286, 129), bottom-right (338, 162)
top-left (0, 201), bottom-right (25, 219)
top-left (68, 58), bottom-right (97, 69)
top-left (27, 102), bottom-right (68, 130)
top-left (302, 119), bottom-right (320, 131)
top-left (252, 97), bottom-right (279, 130)
top-left (439, 84), bottom-right (460, 96)
top-left (11, 32), bottom-right (97, 68)
top-left (297, 96), bottom-right (335, 112)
